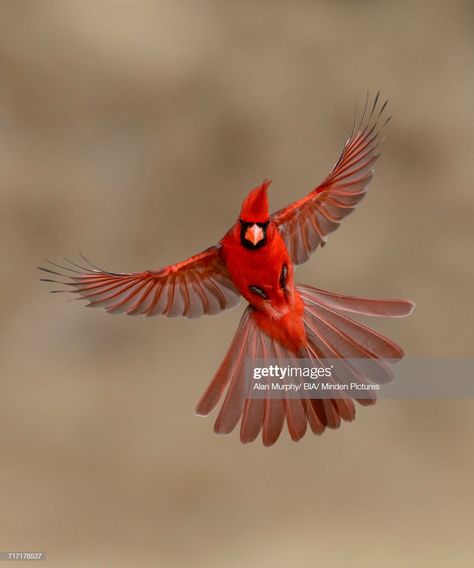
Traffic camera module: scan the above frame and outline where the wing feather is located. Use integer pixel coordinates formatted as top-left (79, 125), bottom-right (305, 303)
top-left (273, 93), bottom-right (390, 265)
top-left (39, 247), bottom-right (240, 319)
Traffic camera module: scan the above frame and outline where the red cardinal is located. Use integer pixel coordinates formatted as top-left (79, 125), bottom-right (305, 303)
top-left (40, 94), bottom-right (414, 445)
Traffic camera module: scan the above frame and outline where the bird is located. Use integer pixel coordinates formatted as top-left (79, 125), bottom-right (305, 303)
top-left (39, 93), bottom-right (414, 446)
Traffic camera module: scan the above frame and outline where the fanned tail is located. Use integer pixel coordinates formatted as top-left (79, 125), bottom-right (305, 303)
top-left (196, 284), bottom-right (414, 446)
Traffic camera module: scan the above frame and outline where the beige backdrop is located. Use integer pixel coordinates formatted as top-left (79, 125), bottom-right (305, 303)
top-left (0, 1), bottom-right (473, 567)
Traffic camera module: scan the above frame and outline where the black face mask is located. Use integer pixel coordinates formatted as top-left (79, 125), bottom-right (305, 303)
top-left (239, 219), bottom-right (270, 250)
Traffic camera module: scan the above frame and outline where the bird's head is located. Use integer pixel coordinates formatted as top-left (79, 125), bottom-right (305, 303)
top-left (239, 179), bottom-right (271, 250)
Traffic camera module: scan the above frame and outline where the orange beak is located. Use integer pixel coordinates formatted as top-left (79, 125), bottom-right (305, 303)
top-left (245, 224), bottom-right (264, 246)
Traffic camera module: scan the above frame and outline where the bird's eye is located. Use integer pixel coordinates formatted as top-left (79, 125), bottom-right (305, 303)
top-left (249, 285), bottom-right (268, 299)
top-left (279, 264), bottom-right (288, 291)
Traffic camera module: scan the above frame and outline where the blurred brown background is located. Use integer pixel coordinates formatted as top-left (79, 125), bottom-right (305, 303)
top-left (0, 1), bottom-right (473, 566)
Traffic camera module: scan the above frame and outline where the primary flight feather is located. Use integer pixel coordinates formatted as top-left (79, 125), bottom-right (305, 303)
top-left (40, 93), bottom-right (414, 446)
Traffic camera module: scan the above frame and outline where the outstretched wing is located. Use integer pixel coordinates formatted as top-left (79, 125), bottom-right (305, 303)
top-left (39, 247), bottom-right (240, 318)
top-left (272, 93), bottom-right (390, 265)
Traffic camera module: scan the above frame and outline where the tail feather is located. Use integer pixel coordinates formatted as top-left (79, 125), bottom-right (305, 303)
top-left (262, 398), bottom-right (286, 446)
top-left (304, 398), bottom-right (327, 435)
top-left (304, 343), bottom-right (356, 426)
top-left (196, 283), bottom-right (414, 445)
top-left (240, 398), bottom-right (266, 443)
top-left (285, 398), bottom-right (308, 441)
top-left (276, 342), bottom-right (307, 442)
top-left (213, 319), bottom-right (255, 435)
top-left (297, 284), bottom-right (415, 317)
top-left (195, 308), bottom-right (252, 416)
top-left (261, 339), bottom-right (286, 446)
top-left (304, 312), bottom-right (394, 385)
top-left (240, 334), bottom-right (268, 443)
top-left (302, 299), bottom-right (405, 359)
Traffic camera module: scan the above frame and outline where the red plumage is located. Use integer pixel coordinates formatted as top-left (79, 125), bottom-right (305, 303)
top-left (40, 94), bottom-right (414, 445)
top-left (240, 179), bottom-right (271, 222)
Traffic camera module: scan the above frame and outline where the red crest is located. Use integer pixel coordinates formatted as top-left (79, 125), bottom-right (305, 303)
top-left (240, 179), bottom-right (271, 222)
